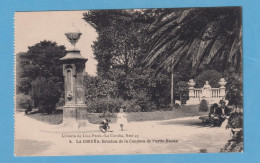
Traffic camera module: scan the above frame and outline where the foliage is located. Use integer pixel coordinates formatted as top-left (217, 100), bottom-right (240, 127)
top-left (199, 99), bottom-right (209, 112)
top-left (221, 111), bottom-right (243, 153)
top-left (30, 77), bottom-right (63, 113)
top-left (124, 68), bottom-right (171, 109)
top-left (83, 10), bottom-right (156, 76)
top-left (224, 68), bottom-right (243, 107)
top-left (194, 70), bottom-right (222, 88)
top-left (142, 7), bottom-right (242, 75)
top-left (16, 41), bottom-right (66, 113)
top-left (16, 94), bottom-right (33, 111)
top-left (175, 81), bottom-right (189, 103)
top-left (83, 10), bottom-right (171, 109)
top-left (84, 73), bottom-right (118, 102)
top-left (226, 112), bottom-right (243, 129)
top-left (83, 8), bottom-right (242, 112)
top-left (86, 98), bottom-right (124, 113)
top-left (121, 99), bottom-right (142, 112)
top-left (84, 67), bottom-right (171, 111)
top-left (226, 78), bottom-right (243, 107)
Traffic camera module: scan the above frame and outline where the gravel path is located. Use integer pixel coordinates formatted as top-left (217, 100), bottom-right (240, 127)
top-left (15, 112), bottom-right (231, 156)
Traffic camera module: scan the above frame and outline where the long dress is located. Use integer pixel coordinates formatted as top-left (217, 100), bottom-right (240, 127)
top-left (117, 112), bottom-right (128, 125)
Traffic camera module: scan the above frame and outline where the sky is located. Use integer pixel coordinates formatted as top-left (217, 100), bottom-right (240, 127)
top-left (15, 11), bottom-right (98, 76)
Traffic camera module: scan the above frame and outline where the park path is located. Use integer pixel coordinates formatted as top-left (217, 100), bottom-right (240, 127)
top-left (15, 112), bottom-right (231, 156)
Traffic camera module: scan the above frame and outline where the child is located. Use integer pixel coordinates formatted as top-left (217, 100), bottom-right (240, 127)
top-left (100, 118), bottom-right (110, 133)
top-left (117, 107), bottom-right (127, 131)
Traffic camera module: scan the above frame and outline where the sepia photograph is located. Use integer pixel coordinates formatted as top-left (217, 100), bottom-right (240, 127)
top-left (14, 7), bottom-right (243, 156)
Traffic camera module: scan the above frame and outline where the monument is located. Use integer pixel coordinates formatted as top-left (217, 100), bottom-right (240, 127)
top-left (186, 78), bottom-right (227, 105)
top-left (60, 26), bottom-right (88, 128)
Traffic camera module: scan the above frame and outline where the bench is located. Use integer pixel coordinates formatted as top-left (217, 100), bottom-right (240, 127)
top-left (199, 115), bottom-right (210, 125)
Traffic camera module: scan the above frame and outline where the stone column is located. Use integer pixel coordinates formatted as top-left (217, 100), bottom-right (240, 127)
top-left (186, 79), bottom-right (196, 105)
top-left (218, 78), bottom-right (227, 99)
top-left (188, 79), bottom-right (196, 98)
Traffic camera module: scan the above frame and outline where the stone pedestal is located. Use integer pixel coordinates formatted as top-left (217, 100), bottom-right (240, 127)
top-left (186, 79), bottom-right (198, 105)
top-left (218, 78), bottom-right (227, 99)
top-left (62, 107), bottom-right (89, 129)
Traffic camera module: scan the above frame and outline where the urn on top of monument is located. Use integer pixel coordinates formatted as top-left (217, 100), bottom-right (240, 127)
top-left (65, 26), bottom-right (82, 48)
top-left (60, 26), bottom-right (87, 108)
top-left (61, 26), bottom-right (87, 61)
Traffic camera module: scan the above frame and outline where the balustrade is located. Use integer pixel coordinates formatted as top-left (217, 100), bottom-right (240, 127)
top-left (186, 78), bottom-right (227, 105)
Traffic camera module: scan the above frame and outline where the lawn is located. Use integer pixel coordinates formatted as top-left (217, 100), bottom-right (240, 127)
top-left (27, 111), bottom-right (63, 125)
top-left (26, 105), bottom-right (208, 125)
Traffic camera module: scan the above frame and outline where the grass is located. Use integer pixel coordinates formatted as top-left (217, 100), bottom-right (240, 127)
top-left (26, 105), bottom-right (209, 125)
top-left (27, 110), bottom-right (63, 125)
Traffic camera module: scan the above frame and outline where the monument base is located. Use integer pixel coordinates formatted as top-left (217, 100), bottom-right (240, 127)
top-left (61, 107), bottom-right (89, 129)
top-left (186, 98), bottom-right (223, 105)
top-left (186, 98), bottom-right (200, 105)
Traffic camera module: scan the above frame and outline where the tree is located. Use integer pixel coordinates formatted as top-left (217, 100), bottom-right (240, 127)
top-left (126, 68), bottom-right (171, 109)
top-left (83, 8), bottom-right (242, 110)
top-left (142, 7), bottom-right (242, 75)
top-left (31, 77), bottom-right (62, 113)
top-left (83, 10), bottom-right (154, 77)
top-left (17, 40), bottom-right (66, 112)
top-left (194, 70), bottom-right (222, 88)
top-left (175, 81), bottom-right (189, 103)
top-left (83, 10), bottom-right (172, 109)
top-left (224, 68), bottom-right (243, 108)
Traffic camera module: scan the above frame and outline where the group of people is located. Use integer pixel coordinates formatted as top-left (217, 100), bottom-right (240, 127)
top-left (101, 101), bottom-right (231, 130)
top-left (100, 107), bottom-right (128, 132)
top-left (209, 100), bottom-right (231, 127)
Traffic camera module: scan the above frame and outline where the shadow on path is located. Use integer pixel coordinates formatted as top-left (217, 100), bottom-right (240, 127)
top-left (15, 139), bottom-right (53, 156)
top-left (158, 118), bottom-right (208, 128)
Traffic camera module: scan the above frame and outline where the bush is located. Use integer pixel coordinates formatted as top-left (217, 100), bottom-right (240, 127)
top-left (226, 112), bottom-right (243, 129)
top-left (122, 99), bottom-right (141, 112)
top-left (140, 101), bottom-right (157, 112)
top-left (174, 103), bottom-right (180, 108)
top-left (199, 99), bottom-right (209, 112)
top-left (87, 98), bottom-right (124, 113)
top-left (16, 94), bottom-right (33, 111)
top-left (30, 77), bottom-right (63, 114)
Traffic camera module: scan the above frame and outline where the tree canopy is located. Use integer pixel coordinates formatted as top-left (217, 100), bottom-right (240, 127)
top-left (83, 7), bottom-right (242, 76)
top-left (16, 40), bottom-right (66, 112)
top-left (142, 7), bottom-right (242, 75)
top-left (83, 8), bottom-right (242, 108)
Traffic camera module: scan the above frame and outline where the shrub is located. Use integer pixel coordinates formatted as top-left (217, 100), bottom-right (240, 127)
top-left (30, 77), bottom-right (63, 114)
top-left (140, 101), bottom-right (157, 112)
top-left (122, 99), bottom-right (141, 112)
top-left (174, 103), bottom-right (180, 108)
top-left (226, 112), bottom-right (243, 129)
top-left (16, 94), bottom-right (33, 111)
top-left (199, 99), bottom-right (209, 112)
top-left (87, 98), bottom-right (124, 113)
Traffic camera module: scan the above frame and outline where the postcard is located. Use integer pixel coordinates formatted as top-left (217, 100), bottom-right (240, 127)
top-left (14, 7), bottom-right (243, 156)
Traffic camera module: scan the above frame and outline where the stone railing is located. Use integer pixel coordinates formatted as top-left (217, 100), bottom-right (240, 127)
top-left (186, 78), bottom-right (227, 105)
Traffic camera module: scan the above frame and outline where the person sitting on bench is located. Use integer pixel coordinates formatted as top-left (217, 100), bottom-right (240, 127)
top-left (209, 103), bottom-right (220, 127)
